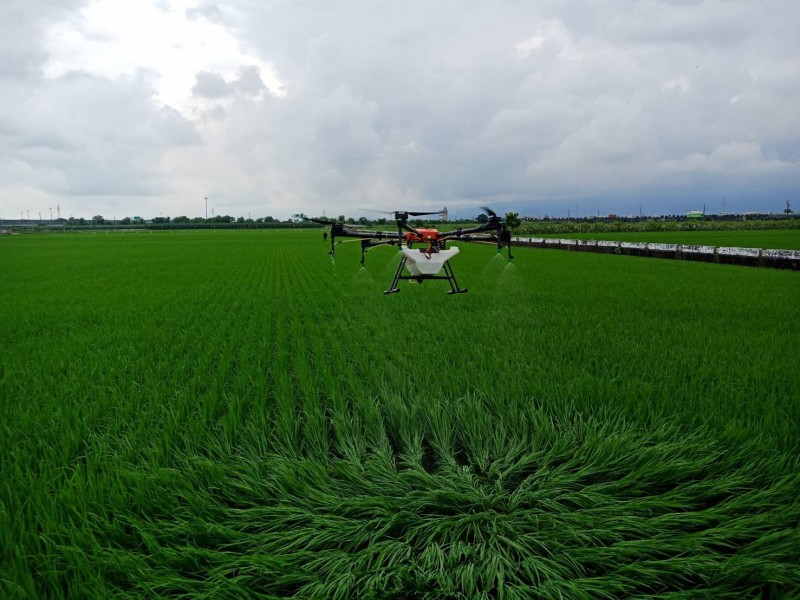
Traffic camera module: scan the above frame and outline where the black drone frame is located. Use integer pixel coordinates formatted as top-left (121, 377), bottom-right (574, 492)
top-left (311, 208), bottom-right (513, 294)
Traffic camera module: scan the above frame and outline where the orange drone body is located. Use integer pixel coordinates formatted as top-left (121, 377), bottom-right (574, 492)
top-left (405, 228), bottom-right (440, 243)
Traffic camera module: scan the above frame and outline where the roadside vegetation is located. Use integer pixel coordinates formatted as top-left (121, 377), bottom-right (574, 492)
top-left (514, 216), bottom-right (800, 236)
top-left (532, 229), bottom-right (800, 250)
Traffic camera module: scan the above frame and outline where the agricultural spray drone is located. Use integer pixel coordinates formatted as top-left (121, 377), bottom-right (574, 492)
top-left (310, 208), bottom-right (513, 294)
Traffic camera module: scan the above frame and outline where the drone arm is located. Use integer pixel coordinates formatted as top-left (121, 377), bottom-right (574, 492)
top-left (328, 223), bottom-right (370, 257)
top-left (397, 220), bottom-right (421, 239)
top-left (445, 228), bottom-right (514, 259)
top-left (336, 228), bottom-right (398, 240)
top-left (439, 222), bottom-right (497, 238)
top-left (325, 223), bottom-right (398, 258)
top-left (359, 239), bottom-right (396, 266)
top-left (500, 227), bottom-right (513, 259)
top-left (452, 233), bottom-right (498, 243)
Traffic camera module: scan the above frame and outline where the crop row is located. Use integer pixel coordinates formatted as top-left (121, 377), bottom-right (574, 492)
top-left (1, 231), bottom-right (798, 598)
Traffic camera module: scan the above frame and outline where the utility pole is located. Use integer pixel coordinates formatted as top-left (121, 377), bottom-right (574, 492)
top-left (57, 205), bottom-right (61, 219)
top-left (49, 208), bottom-right (53, 220)
top-left (205, 197), bottom-right (208, 219)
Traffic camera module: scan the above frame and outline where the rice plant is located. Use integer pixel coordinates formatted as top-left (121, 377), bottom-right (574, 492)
top-left (1, 230), bottom-right (798, 598)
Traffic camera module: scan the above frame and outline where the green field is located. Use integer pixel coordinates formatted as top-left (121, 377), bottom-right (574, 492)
top-left (536, 229), bottom-right (800, 250)
top-left (2, 230), bottom-right (799, 598)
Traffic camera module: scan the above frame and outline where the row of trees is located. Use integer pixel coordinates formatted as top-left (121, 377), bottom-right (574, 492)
top-left (42, 210), bottom-right (523, 228)
top-left (123, 215), bottom-right (283, 225)
top-left (33, 212), bottom-right (797, 235)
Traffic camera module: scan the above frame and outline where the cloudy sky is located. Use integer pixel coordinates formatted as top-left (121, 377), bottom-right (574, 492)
top-left (2, 0), bottom-right (798, 221)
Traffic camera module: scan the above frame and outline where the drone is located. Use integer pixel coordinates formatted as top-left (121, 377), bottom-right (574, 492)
top-left (310, 207), bottom-right (513, 294)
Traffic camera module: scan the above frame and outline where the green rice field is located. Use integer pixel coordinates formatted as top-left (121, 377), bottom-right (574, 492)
top-left (537, 229), bottom-right (800, 250)
top-left (2, 230), bottom-right (799, 598)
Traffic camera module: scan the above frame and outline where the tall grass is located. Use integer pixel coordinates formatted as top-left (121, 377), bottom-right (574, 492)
top-left (1, 231), bottom-right (798, 598)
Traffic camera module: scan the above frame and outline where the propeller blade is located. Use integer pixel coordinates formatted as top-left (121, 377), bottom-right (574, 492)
top-left (359, 208), bottom-right (445, 218)
top-left (310, 217), bottom-right (368, 229)
top-left (358, 208), bottom-right (395, 215)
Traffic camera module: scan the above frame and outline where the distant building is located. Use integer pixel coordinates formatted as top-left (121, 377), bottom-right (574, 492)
top-left (686, 211), bottom-right (704, 219)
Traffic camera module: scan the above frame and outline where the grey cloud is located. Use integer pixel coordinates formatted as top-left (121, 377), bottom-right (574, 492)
top-left (153, 107), bottom-right (202, 146)
top-left (192, 71), bottom-right (232, 99)
top-left (234, 66), bottom-right (267, 97)
top-left (192, 67), bottom-right (267, 99)
top-left (1, 67), bottom-right (198, 202)
top-left (603, 2), bottom-right (752, 46)
top-left (186, 3), bottom-right (226, 24)
top-left (197, 0), bottom-right (799, 214)
top-left (0, 0), bottom-right (84, 78)
top-left (2, 0), bottom-right (798, 219)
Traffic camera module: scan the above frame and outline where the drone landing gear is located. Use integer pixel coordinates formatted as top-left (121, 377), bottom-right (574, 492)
top-left (384, 257), bottom-right (468, 295)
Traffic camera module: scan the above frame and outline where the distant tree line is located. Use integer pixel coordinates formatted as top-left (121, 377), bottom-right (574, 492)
top-left (21, 215), bottom-right (296, 231)
top-left (10, 211), bottom-right (798, 235)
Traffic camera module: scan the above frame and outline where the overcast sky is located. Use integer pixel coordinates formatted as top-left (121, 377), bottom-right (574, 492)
top-left (2, 0), bottom-right (798, 220)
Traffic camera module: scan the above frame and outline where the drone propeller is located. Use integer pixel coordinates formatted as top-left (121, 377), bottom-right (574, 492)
top-left (359, 208), bottom-right (395, 215)
top-left (406, 210), bottom-right (444, 217)
top-left (359, 208), bottom-right (445, 220)
top-left (480, 206), bottom-right (505, 226)
top-left (309, 217), bottom-right (372, 230)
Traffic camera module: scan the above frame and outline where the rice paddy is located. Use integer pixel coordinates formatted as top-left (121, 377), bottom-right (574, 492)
top-left (2, 230), bottom-right (799, 598)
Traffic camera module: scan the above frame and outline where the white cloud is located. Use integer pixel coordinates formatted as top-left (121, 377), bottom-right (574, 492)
top-left (42, 0), bottom-right (284, 115)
